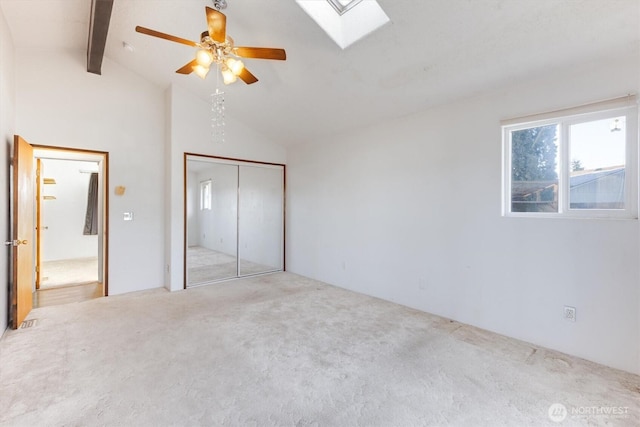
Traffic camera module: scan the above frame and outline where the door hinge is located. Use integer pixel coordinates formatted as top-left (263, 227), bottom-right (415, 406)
top-left (4, 240), bottom-right (27, 246)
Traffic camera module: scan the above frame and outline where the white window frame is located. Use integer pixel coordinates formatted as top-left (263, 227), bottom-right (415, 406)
top-left (502, 96), bottom-right (638, 219)
top-left (200, 179), bottom-right (212, 211)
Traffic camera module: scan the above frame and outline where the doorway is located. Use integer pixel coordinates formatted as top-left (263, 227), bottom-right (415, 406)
top-left (32, 147), bottom-right (108, 307)
top-left (184, 154), bottom-right (285, 287)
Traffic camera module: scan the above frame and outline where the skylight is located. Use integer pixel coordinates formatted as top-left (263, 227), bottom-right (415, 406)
top-left (326, 0), bottom-right (364, 15)
top-left (296, 0), bottom-right (390, 49)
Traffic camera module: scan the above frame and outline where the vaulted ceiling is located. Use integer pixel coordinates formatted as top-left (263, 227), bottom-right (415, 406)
top-left (1, 0), bottom-right (639, 146)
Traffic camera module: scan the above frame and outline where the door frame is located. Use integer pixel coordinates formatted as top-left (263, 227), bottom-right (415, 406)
top-left (32, 145), bottom-right (110, 297)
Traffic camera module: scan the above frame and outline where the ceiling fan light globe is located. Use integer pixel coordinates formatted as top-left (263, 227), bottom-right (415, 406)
top-left (226, 58), bottom-right (245, 76)
top-left (221, 67), bottom-right (237, 84)
top-left (193, 64), bottom-right (210, 79)
top-left (195, 49), bottom-right (214, 67)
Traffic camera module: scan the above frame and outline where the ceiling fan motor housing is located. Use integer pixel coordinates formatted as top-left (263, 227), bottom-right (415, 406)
top-left (213, 0), bottom-right (227, 10)
top-left (200, 31), bottom-right (234, 63)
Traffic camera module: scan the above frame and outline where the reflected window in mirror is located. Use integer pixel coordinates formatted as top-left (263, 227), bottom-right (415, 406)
top-left (200, 180), bottom-right (212, 211)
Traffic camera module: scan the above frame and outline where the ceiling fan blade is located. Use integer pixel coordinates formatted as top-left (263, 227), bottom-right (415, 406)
top-left (238, 67), bottom-right (259, 85)
top-left (206, 7), bottom-right (226, 43)
top-left (135, 26), bottom-right (198, 47)
top-left (234, 47), bottom-right (286, 60)
top-left (176, 59), bottom-right (197, 74)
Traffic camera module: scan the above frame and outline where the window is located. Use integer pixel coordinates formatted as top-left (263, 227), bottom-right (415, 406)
top-left (296, 0), bottom-right (389, 49)
top-left (502, 97), bottom-right (638, 218)
top-left (200, 180), bottom-right (212, 211)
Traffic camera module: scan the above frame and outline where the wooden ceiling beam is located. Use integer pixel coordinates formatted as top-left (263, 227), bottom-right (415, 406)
top-left (87, 0), bottom-right (114, 75)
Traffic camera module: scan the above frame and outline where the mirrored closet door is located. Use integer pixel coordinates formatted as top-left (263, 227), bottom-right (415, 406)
top-left (185, 154), bottom-right (285, 287)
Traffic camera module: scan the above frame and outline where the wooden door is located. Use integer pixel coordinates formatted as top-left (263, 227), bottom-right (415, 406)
top-left (11, 135), bottom-right (35, 328)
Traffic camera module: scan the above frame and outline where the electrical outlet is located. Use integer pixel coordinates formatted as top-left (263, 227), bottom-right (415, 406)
top-left (563, 306), bottom-right (576, 322)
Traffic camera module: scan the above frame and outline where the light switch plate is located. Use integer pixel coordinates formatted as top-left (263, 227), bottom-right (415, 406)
top-left (123, 212), bottom-right (134, 221)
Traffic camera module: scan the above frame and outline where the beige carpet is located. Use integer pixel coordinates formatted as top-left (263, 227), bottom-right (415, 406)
top-left (40, 257), bottom-right (99, 288)
top-left (1, 273), bottom-right (638, 426)
top-left (187, 246), bottom-right (278, 285)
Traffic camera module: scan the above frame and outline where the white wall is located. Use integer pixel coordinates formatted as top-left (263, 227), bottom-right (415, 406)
top-left (15, 49), bottom-right (165, 295)
top-left (40, 159), bottom-right (98, 261)
top-left (0, 6), bottom-right (15, 334)
top-left (165, 84), bottom-right (286, 291)
top-left (287, 54), bottom-right (640, 374)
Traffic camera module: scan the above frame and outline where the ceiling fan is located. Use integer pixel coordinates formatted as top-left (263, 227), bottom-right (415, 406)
top-left (135, 4), bottom-right (286, 85)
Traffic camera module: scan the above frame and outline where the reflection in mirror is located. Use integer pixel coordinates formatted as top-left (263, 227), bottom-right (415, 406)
top-left (238, 165), bottom-right (284, 275)
top-left (185, 156), bottom-right (285, 287)
top-left (186, 160), bottom-right (238, 285)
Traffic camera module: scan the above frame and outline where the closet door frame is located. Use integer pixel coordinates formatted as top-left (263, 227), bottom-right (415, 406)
top-left (183, 153), bottom-right (286, 289)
